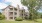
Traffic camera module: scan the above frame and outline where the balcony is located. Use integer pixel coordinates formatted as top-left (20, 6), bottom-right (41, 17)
top-left (14, 8), bottom-right (17, 11)
top-left (9, 15), bottom-right (13, 17)
top-left (9, 10), bottom-right (13, 12)
top-left (9, 12), bottom-right (13, 17)
top-left (10, 6), bottom-right (13, 8)
top-left (9, 8), bottom-right (13, 12)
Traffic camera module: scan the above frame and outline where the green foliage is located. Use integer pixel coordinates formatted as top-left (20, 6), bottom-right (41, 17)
top-left (38, 12), bottom-right (42, 18)
top-left (29, 13), bottom-right (32, 20)
top-left (21, 0), bottom-right (28, 6)
top-left (15, 17), bottom-right (23, 21)
top-left (41, 15), bottom-right (42, 18)
top-left (21, 0), bottom-right (41, 20)
top-left (0, 12), bottom-right (2, 15)
top-left (0, 15), bottom-right (5, 20)
top-left (25, 16), bottom-right (28, 20)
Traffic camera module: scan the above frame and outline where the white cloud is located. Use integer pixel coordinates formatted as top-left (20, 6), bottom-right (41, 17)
top-left (5, 0), bottom-right (22, 7)
top-left (5, 0), bottom-right (21, 6)
top-left (0, 0), bottom-right (28, 10)
top-left (0, 3), bottom-right (8, 9)
top-left (5, 0), bottom-right (15, 2)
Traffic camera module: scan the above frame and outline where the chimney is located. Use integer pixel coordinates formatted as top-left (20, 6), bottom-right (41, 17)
top-left (17, 4), bottom-right (20, 9)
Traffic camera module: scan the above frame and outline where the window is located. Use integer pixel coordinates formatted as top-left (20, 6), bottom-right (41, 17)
top-left (14, 8), bottom-right (17, 11)
top-left (14, 17), bottom-right (16, 19)
top-left (22, 10), bottom-right (23, 12)
top-left (10, 8), bottom-right (13, 10)
top-left (22, 14), bottom-right (23, 15)
top-left (10, 17), bottom-right (13, 19)
top-left (9, 12), bottom-right (13, 16)
top-left (14, 12), bottom-right (17, 15)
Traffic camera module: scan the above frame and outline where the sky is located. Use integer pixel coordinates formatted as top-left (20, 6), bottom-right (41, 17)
top-left (0, 0), bottom-right (42, 12)
top-left (0, 0), bottom-right (27, 9)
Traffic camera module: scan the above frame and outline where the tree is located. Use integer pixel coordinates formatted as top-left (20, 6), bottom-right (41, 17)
top-left (21, 0), bottom-right (41, 20)
top-left (0, 12), bottom-right (2, 15)
top-left (0, 15), bottom-right (5, 20)
top-left (37, 0), bottom-right (42, 18)
top-left (0, 12), bottom-right (5, 20)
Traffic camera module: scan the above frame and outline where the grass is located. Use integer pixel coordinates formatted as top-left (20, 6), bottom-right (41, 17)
top-left (0, 19), bottom-right (42, 23)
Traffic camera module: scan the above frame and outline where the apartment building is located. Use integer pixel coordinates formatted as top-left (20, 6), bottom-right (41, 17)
top-left (2, 5), bottom-right (26, 20)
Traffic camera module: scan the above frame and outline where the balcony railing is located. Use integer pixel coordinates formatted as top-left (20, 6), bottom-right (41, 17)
top-left (8, 8), bottom-right (13, 12)
top-left (9, 14), bottom-right (13, 17)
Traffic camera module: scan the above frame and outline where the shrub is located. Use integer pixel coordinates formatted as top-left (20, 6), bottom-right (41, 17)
top-left (25, 16), bottom-right (28, 20)
top-left (15, 17), bottom-right (23, 21)
top-left (0, 15), bottom-right (5, 20)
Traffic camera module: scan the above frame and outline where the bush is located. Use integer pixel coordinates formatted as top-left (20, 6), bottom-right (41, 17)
top-left (25, 16), bottom-right (28, 20)
top-left (0, 15), bottom-right (5, 20)
top-left (15, 17), bottom-right (23, 21)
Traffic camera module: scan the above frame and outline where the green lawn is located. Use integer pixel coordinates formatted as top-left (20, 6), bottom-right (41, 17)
top-left (0, 19), bottom-right (42, 23)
